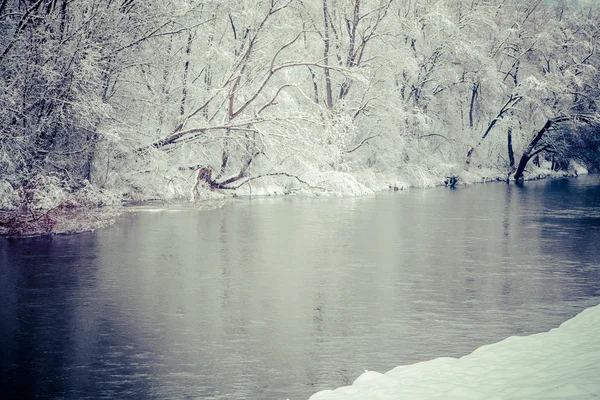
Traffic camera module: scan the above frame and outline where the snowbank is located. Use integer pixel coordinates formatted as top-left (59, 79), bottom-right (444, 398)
top-left (309, 304), bottom-right (600, 400)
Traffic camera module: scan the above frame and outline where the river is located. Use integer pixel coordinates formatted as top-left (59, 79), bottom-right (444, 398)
top-left (1, 176), bottom-right (600, 399)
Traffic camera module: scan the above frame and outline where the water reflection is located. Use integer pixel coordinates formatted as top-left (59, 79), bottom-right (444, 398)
top-left (1, 176), bottom-right (600, 399)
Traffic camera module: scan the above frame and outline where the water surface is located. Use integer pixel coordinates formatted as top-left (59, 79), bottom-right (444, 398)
top-left (1, 176), bottom-right (600, 399)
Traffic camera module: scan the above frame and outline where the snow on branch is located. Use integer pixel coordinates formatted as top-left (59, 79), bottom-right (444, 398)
top-left (225, 172), bottom-right (326, 191)
top-left (345, 132), bottom-right (380, 153)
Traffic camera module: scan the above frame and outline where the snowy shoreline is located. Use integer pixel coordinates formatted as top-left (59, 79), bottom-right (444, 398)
top-left (0, 167), bottom-right (590, 237)
top-left (308, 303), bottom-right (600, 400)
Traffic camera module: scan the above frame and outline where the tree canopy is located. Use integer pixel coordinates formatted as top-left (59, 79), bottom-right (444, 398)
top-left (1, 0), bottom-right (599, 213)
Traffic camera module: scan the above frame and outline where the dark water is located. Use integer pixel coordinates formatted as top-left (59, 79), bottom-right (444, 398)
top-left (2, 176), bottom-right (600, 400)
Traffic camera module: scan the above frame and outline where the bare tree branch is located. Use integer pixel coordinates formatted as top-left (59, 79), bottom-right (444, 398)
top-left (345, 132), bottom-right (380, 153)
top-left (226, 172), bottom-right (326, 191)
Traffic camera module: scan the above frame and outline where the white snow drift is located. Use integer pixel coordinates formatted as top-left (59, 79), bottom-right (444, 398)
top-left (309, 304), bottom-right (600, 400)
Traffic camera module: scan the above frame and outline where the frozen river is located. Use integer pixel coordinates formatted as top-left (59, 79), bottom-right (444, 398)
top-left (1, 176), bottom-right (600, 399)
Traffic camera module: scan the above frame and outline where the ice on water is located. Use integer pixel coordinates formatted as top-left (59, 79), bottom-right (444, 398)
top-left (309, 304), bottom-right (600, 400)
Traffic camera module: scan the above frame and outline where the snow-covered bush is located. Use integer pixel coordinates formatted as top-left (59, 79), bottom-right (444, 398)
top-left (0, 181), bottom-right (18, 210)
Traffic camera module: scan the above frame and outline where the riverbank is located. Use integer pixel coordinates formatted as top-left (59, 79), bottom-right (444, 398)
top-left (309, 303), bottom-right (600, 400)
top-left (0, 204), bottom-right (122, 237)
top-left (0, 180), bottom-right (124, 237)
top-left (0, 164), bottom-right (589, 237)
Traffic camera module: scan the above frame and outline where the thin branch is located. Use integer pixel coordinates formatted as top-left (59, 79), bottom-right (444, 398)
top-left (174, 88), bottom-right (226, 133)
top-left (225, 172), bottom-right (326, 191)
top-left (418, 133), bottom-right (470, 147)
top-left (256, 84), bottom-right (294, 115)
top-left (148, 119), bottom-right (268, 149)
top-left (231, 61), bottom-right (346, 119)
top-left (530, 145), bottom-right (549, 158)
top-left (0, 0), bottom-right (45, 60)
top-left (100, 19), bottom-right (215, 61)
top-left (345, 133), bottom-right (380, 153)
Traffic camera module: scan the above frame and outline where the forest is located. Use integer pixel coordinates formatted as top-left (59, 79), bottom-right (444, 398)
top-left (1, 0), bottom-right (599, 234)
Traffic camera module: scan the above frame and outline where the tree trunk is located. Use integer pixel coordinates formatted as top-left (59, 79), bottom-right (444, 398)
top-left (322, 0), bottom-right (333, 109)
top-left (180, 31), bottom-right (193, 116)
top-left (506, 127), bottom-right (515, 181)
top-left (507, 127), bottom-right (515, 168)
top-left (156, 36), bottom-right (173, 134)
top-left (58, 0), bottom-right (67, 40)
top-left (465, 94), bottom-right (521, 168)
top-left (514, 119), bottom-right (552, 182)
top-left (469, 82), bottom-right (478, 129)
top-left (308, 66), bottom-right (319, 104)
top-left (0, 0), bottom-right (8, 18)
top-left (84, 131), bottom-right (99, 183)
top-left (339, 0), bottom-right (360, 100)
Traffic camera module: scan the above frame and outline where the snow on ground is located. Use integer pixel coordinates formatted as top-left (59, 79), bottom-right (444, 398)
top-left (309, 304), bottom-right (600, 400)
